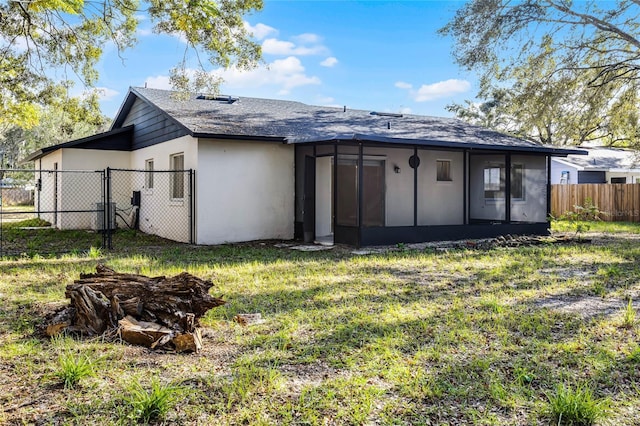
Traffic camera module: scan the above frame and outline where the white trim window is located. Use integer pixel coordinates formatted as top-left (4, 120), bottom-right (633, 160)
top-left (145, 159), bottom-right (154, 189)
top-left (436, 160), bottom-right (452, 181)
top-left (170, 153), bottom-right (184, 200)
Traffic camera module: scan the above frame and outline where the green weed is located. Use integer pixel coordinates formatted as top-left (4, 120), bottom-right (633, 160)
top-left (547, 383), bottom-right (608, 426)
top-left (55, 352), bottom-right (95, 389)
top-left (621, 299), bottom-right (636, 329)
top-left (126, 377), bottom-right (183, 424)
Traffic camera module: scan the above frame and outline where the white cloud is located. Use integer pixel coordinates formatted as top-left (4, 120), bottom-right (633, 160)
top-left (320, 57), bottom-right (338, 67)
top-left (395, 81), bottom-right (413, 90)
top-left (244, 22), bottom-right (278, 40)
top-left (144, 75), bottom-right (172, 90)
top-left (137, 27), bottom-right (153, 37)
top-left (93, 87), bottom-right (119, 101)
top-left (399, 106), bottom-right (412, 114)
top-left (293, 33), bottom-right (321, 44)
top-left (220, 56), bottom-right (320, 94)
top-left (262, 38), bottom-right (327, 56)
top-left (413, 79), bottom-right (471, 102)
top-left (396, 79), bottom-right (471, 102)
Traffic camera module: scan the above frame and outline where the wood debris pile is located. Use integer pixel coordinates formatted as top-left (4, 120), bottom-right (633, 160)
top-left (44, 265), bottom-right (225, 353)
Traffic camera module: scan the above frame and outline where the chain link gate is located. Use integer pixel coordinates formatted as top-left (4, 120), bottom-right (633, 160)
top-left (0, 168), bottom-right (194, 256)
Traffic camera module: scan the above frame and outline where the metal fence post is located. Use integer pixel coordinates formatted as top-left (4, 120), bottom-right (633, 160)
top-left (189, 169), bottom-right (195, 244)
top-left (106, 167), bottom-right (113, 250)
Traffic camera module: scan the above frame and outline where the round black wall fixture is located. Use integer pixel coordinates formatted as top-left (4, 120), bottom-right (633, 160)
top-left (408, 155), bottom-right (420, 169)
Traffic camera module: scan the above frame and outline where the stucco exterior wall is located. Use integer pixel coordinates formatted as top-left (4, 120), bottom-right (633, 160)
top-left (35, 149), bottom-right (129, 230)
top-left (417, 150), bottom-right (464, 225)
top-left (195, 139), bottom-right (294, 244)
top-left (128, 135), bottom-right (196, 243)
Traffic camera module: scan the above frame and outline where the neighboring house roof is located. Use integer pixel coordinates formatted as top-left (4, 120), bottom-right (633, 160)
top-left (26, 87), bottom-right (585, 161)
top-left (552, 147), bottom-right (640, 172)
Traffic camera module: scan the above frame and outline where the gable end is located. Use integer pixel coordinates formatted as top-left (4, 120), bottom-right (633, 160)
top-left (121, 97), bottom-right (190, 150)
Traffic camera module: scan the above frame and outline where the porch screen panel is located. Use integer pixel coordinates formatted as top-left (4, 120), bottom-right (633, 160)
top-left (361, 160), bottom-right (385, 227)
top-left (336, 156), bottom-right (358, 226)
top-left (294, 145), bottom-right (313, 223)
top-left (469, 154), bottom-right (507, 222)
top-left (510, 155), bottom-right (547, 222)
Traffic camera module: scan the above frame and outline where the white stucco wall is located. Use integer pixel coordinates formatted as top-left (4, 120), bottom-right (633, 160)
top-left (195, 139), bottom-right (294, 245)
top-left (128, 135), bottom-right (196, 243)
top-left (417, 150), bottom-right (464, 225)
top-left (35, 149), bottom-right (130, 229)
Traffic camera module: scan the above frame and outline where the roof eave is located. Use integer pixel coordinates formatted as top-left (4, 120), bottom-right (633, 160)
top-left (193, 132), bottom-right (287, 143)
top-left (287, 134), bottom-right (587, 155)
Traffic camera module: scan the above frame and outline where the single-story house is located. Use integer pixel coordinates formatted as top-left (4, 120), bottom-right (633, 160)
top-left (24, 87), bottom-right (584, 247)
top-left (551, 147), bottom-right (640, 184)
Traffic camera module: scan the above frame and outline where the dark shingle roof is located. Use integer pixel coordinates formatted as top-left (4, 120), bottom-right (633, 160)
top-left (128, 87), bottom-right (583, 156)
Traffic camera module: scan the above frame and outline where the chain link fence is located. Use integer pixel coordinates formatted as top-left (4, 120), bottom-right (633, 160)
top-left (0, 168), bottom-right (194, 256)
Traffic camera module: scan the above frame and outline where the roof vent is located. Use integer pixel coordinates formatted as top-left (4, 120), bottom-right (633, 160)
top-left (197, 94), bottom-right (238, 104)
top-left (370, 111), bottom-right (403, 118)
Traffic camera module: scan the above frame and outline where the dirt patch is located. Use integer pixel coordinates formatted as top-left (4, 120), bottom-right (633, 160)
top-left (533, 296), bottom-right (637, 319)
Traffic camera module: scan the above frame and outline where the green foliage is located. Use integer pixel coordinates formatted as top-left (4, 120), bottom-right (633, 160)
top-left (55, 352), bottom-right (95, 389)
top-left (0, 0), bottom-right (262, 127)
top-left (442, 1), bottom-right (640, 146)
top-left (557, 198), bottom-right (606, 236)
top-left (126, 377), bottom-right (183, 424)
top-left (547, 383), bottom-right (609, 426)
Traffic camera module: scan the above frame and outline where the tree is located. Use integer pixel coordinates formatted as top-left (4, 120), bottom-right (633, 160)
top-left (441, 1), bottom-right (640, 146)
top-left (0, 0), bottom-right (263, 127)
top-left (0, 83), bottom-right (109, 170)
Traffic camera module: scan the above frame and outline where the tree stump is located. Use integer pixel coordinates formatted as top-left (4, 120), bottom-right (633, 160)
top-left (45, 265), bottom-right (225, 353)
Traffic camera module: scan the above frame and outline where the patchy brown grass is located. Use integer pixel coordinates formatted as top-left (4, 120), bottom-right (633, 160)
top-left (2, 229), bottom-right (640, 424)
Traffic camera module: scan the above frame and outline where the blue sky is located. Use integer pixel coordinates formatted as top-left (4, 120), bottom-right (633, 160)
top-left (93, 1), bottom-right (474, 120)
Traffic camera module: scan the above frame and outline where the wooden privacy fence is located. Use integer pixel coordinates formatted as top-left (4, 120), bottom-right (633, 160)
top-left (551, 184), bottom-right (640, 222)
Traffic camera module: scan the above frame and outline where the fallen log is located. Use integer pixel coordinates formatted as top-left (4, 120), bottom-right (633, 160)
top-left (45, 265), bottom-right (225, 353)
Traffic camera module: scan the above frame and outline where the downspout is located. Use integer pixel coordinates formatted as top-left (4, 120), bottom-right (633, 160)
top-left (505, 153), bottom-right (511, 223)
top-left (463, 150), bottom-right (468, 225)
top-left (357, 142), bottom-right (364, 248)
top-left (546, 155), bottom-right (552, 220)
top-left (333, 142), bottom-right (338, 243)
top-left (413, 146), bottom-right (418, 227)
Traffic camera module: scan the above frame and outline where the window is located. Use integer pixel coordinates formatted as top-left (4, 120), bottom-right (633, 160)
top-left (484, 166), bottom-right (504, 200)
top-left (436, 160), bottom-right (452, 181)
top-left (611, 177), bottom-right (627, 184)
top-left (483, 163), bottom-right (524, 200)
top-left (145, 159), bottom-right (154, 189)
top-left (170, 153), bottom-right (184, 199)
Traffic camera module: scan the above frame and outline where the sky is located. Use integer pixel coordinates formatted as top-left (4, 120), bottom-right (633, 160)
top-left (92, 1), bottom-right (474, 120)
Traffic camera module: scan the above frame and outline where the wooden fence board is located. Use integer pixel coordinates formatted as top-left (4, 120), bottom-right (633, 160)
top-left (551, 184), bottom-right (640, 222)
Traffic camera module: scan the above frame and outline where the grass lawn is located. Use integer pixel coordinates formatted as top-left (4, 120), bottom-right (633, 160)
top-left (2, 221), bottom-right (640, 424)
